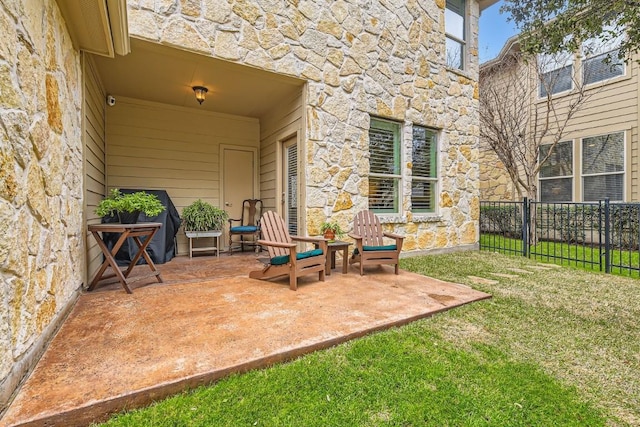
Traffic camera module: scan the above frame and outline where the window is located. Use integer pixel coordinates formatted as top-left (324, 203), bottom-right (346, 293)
top-left (445, 0), bottom-right (465, 70)
top-left (539, 52), bottom-right (574, 97)
top-left (539, 141), bottom-right (573, 202)
top-left (583, 51), bottom-right (624, 85)
top-left (582, 25), bottom-right (625, 85)
top-left (369, 118), bottom-right (401, 213)
top-left (411, 126), bottom-right (438, 213)
top-left (582, 132), bottom-right (624, 201)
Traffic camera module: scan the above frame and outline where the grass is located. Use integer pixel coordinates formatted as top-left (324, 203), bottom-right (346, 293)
top-left (480, 233), bottom-right (640, 278)
top-left (98, 252), bottom-right (640, 427)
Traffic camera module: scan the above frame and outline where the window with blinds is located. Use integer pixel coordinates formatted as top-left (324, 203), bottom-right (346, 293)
top-left (583, 50), bottom-right (624, 85)
top-left (582, 132), bottom-right (624, 201)
top-left (582, 24), bottom-right (625, 85)
top-left (539, 141), bottom-right (573, 202)
top-left (538, 52), bottom-right (574, 97)
top-left (411, 126), bottom-right (438, 213)
top-left (369, 118), bottom-right (401, 214)
top-left (285, 143), bottom-right (298, 235)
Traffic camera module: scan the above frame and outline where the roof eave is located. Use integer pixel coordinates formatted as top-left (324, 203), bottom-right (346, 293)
top-left (479, 0), bottom-right (500, 11)
top-left (55, 0), bottom-right (130, 58)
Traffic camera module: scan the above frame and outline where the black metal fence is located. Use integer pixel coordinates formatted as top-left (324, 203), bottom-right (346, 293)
top-left (480, 198), bottom-right (640, 276)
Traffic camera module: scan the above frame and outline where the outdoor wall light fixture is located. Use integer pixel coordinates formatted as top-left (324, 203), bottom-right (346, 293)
top-left (192, 86), bottom-right (208, 104)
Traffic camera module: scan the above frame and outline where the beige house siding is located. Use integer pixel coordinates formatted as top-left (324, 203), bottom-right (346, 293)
top-left (83, 54), bottom-right (107, 283)
top-left (259, 90), bottom-right (305, 214)
top-left (535, 55), bottom-right (639, 202)
top-left (105, 97), bottom-right (259, 254)
top-left (0, 0), bottom-right (84, 410)
top-left (480, 45), bottom-right (640, 202)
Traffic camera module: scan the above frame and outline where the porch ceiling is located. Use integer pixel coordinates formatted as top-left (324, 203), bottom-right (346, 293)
top-left (91, 38), bottom-right (304, 118)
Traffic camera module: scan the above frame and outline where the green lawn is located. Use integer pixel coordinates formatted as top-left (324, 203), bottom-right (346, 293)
top-left (480, 234), bottom-right (640, 278)
top-left (98, 252), bottom-right (639, 427)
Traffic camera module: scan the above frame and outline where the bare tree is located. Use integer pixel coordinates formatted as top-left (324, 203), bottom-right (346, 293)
top-left (480, 48), bottom-right (593, 203)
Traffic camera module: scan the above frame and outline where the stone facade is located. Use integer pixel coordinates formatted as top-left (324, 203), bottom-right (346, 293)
top-left (0, 0), bottom-right (484, 410)
top-left (478, 140), bottom-right (515, 201)
top-left (0, 0), bottom-right (83, 408)
top-left (128, 0), bottom-right (482, 252)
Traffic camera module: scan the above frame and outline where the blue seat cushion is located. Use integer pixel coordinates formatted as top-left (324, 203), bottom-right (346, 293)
top-left (271, 249), bottom-right (324, 266)
top-left (230, 225), bottom-right (259, 233)
top-left (353, 245), bottom-right (397, 256)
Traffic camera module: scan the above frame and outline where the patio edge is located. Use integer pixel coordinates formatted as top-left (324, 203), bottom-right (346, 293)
top-left (10, 292), bottom-right (491, 427)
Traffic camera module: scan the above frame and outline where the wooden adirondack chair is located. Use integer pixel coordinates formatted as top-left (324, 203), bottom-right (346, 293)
top-left (249, 211), bottom-right (327, 290)
top-left (349, 210), bottom-right (404, 275)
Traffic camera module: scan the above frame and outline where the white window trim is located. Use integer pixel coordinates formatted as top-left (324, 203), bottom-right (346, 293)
top-left (581, 131), bottom-right (626, 202)
top-left (537, 48), bottom-right (575, 99)
top-left (538, 141), bottom-right (574, 203)
top-left (537, 133), bottom-right (628, 203)
top-left (581, 23), bottom-right (625, 59)
top-left (581, 50), bottom-right (627, 88)
top-left (538, 64), bottom-right (574, 99)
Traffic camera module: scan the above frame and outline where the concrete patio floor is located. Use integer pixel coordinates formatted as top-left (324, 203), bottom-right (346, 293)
top-left (1, 253), bottom-right (491, 427)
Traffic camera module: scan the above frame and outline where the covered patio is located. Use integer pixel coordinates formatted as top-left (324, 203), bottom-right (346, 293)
top-left (1, 254), bottom-right (490, 426)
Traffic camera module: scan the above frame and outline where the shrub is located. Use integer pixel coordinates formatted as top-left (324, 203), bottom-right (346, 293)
top-left (95, 189), bottom-right (165, 218)
top-left (182, 200), bottom-right (228, 231)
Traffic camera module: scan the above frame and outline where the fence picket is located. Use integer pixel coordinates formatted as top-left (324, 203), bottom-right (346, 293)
top-left (479, 198), bottom-right (640, 277)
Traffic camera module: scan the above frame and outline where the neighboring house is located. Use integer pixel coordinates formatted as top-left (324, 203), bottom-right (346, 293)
top-left (479, 31), bottom-right (640, 202)
top-left (0, 0), bottom-right (497, 409)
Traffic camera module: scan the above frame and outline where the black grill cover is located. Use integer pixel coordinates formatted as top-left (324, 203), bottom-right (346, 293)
top-left (102, 189), bottom-right (181, 266)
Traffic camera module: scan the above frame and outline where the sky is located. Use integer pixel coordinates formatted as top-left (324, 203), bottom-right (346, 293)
top-left (478, 0), bottom-right (519, 63)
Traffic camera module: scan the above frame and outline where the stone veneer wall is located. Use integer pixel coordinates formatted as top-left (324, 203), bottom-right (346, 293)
top-left (127, 0), bottom-right (481, 252)
top-left (0, 0), bottom-right (83, 409)
top-left (478, 141), bottom-right (516, 201)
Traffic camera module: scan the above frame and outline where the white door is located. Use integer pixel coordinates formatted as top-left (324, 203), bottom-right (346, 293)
top-left (282, 136), bottom-right (297, 235)
top-left (222, 146), bottom-right (257, 248)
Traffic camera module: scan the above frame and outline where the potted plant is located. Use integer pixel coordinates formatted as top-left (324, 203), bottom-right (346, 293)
top-left (95, 188), bottom-right (165, 223)
top-left (182, 199), bottom-right (229, 236)
top-left (320, 220), bottom-right (344, 241)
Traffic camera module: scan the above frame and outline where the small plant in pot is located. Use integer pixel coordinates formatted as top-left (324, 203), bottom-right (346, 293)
top-left (95, 189), bottom-right (165, 223)
top-left (182, 199), bottom-right (229, 237)
top-left (320, 220), bottom-right (344, 241)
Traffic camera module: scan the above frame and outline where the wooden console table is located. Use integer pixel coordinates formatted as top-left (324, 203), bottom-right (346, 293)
top-left (88, 222), bottom-right (164, 293)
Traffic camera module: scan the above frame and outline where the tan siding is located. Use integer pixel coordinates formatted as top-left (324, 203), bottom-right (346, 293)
top-left (83, 55), bottom-right (107, 284)
top-left (567, 80), bottom-right (637, 135)
top-left (529, 56), bottom-right (639, 201)
top-left (481, 48), bottom-right (640, 203)
top-left (259, 89), bottom-right (303, 213)
top-left (534, 61), bottom-right (638, 135)
top-left (632, 126), bottom-right (639, 200)
top-left (106, 97), bottom-right (259, 254)
top-left (630, 57), bottom-right (640, 202)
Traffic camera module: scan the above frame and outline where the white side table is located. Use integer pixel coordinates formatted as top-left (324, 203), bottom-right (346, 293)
top-left (185, 231), bottom-right (222, 258)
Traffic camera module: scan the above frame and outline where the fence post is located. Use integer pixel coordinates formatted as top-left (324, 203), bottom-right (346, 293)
top-left (522, 197), bottom-right (529, 257)
top-left (604, 198), bottom-right (611, 274)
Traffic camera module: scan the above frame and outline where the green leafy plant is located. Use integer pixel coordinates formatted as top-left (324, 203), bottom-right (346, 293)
top-left (182, 199), bottom-right (228, 231)
top-left (95, 189), bottom-right (165, 218)
top-left (320, 220), bottom-right (344, 238)
top-left (480, 205), bottom-right (523, 238)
